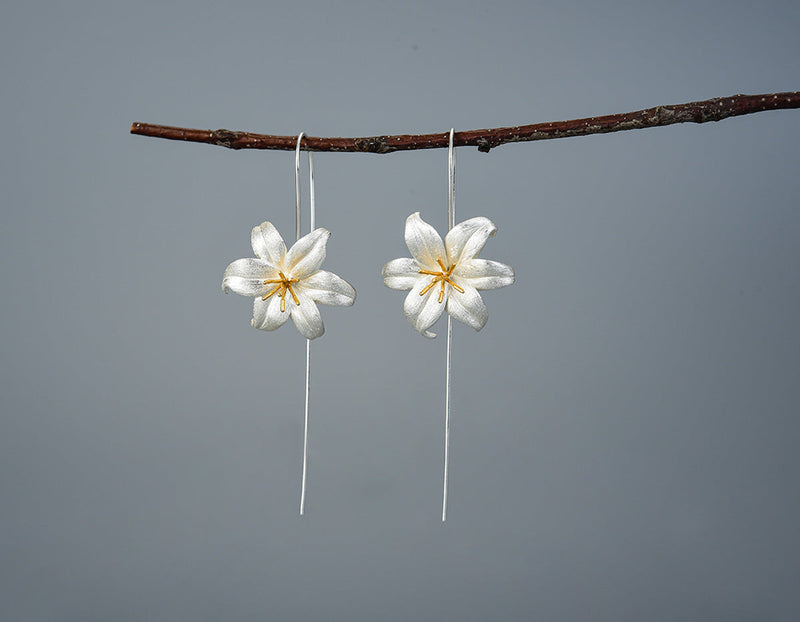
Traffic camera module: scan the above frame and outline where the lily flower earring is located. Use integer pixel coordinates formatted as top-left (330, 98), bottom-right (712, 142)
top-left (382, 211), bottom-right (514, 337)
top-left (223, 133), bottom-right (356, 515)
top-left (382, 129), bottom-right (515, 520)
top-left (223, 222), bottom-right (355, 338)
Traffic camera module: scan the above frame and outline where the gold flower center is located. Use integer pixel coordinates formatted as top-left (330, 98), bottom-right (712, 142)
top-left (262, 271), bottom-right (301, 312)
top-left (418, 258), bottom-right (465, 303)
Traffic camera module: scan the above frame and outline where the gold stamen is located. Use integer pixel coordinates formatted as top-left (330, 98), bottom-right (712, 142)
top-left (262, 284), bottom-right (282, 301)
top-left (418, 258), bottom-right (462, 303)
top-left (262, 271), bottom-right (301, 309)
top-left (287, 283), bottom-right (301, 306)
top-left (419, 280), bottom-right (439, 296)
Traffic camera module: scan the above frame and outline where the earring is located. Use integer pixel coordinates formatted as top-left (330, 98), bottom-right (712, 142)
top-left (222, 133), bottom-right (356, 515)
top-left (382, 129), bottom-right (515, 520)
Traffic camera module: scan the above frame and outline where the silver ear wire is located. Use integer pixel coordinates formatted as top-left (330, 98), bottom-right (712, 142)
top-left (442, 128), bottom-right (456, 522)
top-left (295, 132), bottom-right (314, 516)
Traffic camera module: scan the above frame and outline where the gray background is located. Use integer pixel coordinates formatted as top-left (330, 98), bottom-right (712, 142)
top-left (2, 1), bottom-right (799, 620)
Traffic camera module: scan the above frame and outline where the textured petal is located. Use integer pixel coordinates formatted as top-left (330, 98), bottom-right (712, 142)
top-left (404, 212), bottom-right (446, 270)
top-left (222, 258), bottom-right (275, 296)
top-left (403, 277), bottom-right (447, 338)
top-left (286, 228), bottom-right (330, 278)
top-left (301, 270), bottom-right (356, 306)
top-left (251, 221), bottom-right (287, 264)
top-left (251, 294), bottom-right (290, 331)
top-left (445, 217), bottom-right (497, 264)
top-left (290, 290), bottom-right (324, 339)
top-left (454, 258), bottom-right (515, 290)
top-left (446, 283), bottom-right (489, 331)
top-left (382, 257), bottom-right (421, 290)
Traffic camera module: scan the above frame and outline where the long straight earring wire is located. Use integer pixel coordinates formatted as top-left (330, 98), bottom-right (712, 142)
top-left (302, 151), bottom-right (314, 513)
top-left (442, 129), bottom-right (456, 522)
top-left (295, 133), bottom-right (315, 516)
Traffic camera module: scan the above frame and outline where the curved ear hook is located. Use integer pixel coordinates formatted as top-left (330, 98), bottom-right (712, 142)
top-left (294, 132), bottom-right (315, 240)
top-left (295, 132), bottom-right (304, 241)
top-left (448, 128), bottom-right (455, 230)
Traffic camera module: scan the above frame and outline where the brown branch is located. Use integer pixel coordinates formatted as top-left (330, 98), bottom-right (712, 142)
top-left (131, 91), bottom-right (800, 154)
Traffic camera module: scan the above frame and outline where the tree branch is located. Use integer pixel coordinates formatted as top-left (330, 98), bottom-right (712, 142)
top-left (130, 92), bottom-right (800, 154)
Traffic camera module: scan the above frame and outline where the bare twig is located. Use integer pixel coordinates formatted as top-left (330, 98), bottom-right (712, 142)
top-left (131, 92), bottom-right (800, 154)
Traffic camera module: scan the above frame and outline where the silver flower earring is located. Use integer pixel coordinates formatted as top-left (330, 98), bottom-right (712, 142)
top-left (223, 133), bottom-right (356, 514)
top-left (382, 129), bottom-right (515, 520)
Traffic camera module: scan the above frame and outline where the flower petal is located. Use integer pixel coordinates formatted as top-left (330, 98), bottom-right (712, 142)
top-left (286, 228), bottom-right (330, 279)
top-left (301, 270), bottom-right (356, 306)
top-left (454, 258), bottom-right (515, 290)
top-left (251, 221), bottom-right (287, 264)
top-left (382, 257), bottom-right (421, 290)
top-left (403, 277), bottom-right (446, 338)
top-left (445, 217), bottom-right (497, 264)
top-left (290, 290), bottom-right (325, 339)
top-left (404, 212), bottom-right (446, 270)
top-left (251, 294), bottom-right (290, 331)
top-left (446, 283), bottom-right (489, 331)
top-left (222, 258), bottom-right (275, 296)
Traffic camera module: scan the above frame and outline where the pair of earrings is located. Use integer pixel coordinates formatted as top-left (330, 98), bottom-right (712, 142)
top-left (221, 131), bottom-right (515, 519)
top-left (221, 211), bottom-right (513, 339)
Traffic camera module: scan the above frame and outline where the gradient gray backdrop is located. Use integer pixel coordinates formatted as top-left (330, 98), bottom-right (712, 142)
top-left (2, 1), bottom-right (799, 620)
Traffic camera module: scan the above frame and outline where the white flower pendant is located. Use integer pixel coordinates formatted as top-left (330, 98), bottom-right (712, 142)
top-left (382, 212), bottom-right (514, 338)
top-left (223, 221), bottom-right (356, 340)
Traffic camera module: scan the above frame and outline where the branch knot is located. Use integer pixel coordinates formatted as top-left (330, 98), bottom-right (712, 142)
top-left (353, 136), bottom-right (393, 154)
top-left (212, 129), bottom-right (243, 149)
